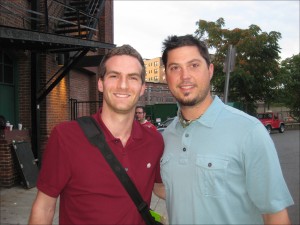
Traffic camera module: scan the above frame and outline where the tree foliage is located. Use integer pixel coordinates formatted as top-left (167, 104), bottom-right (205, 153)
top-left (277, 54), bottom-right (300, 120)
top-left (195, 18), bottom-right (282, 115)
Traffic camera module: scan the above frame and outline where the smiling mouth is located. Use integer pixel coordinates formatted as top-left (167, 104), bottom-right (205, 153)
top-left (180, 85), bottom-right (193, 90)
top-left (179, 83), bottom-right (195, 90)
top-left (114, 93), bottom-right (130, 98)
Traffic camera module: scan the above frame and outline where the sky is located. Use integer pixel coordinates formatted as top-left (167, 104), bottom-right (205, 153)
top-left (114, 0), bottom-right (299, 60)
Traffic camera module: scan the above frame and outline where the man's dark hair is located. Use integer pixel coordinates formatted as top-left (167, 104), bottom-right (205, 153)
top-left (162, 35), bottom-right (210, 68)
top-left (99, 44), bottom-right (146, 83)
top-left (135, 106), bottom-right (146, 113)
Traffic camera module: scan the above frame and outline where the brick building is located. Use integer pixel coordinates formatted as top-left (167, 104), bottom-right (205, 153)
top-left (144, 57), bottom-right (166, 83)
top-left (0, 0), bottom-right (114, 187)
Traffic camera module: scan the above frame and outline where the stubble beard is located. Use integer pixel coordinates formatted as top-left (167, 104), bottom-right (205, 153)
top-left (176, 86), bottom-right (210, 107)
top-left (177, 93), bottom-right (200, 106)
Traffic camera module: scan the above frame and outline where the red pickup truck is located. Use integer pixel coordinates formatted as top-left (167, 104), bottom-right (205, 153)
top-left (257, 112), bottom-right (285, 134)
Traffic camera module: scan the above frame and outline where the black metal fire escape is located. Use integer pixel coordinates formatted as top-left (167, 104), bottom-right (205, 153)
top-left (38, 0), bottom-right (113, 103)
top-left (0, 0), bottom-right (114, 103)
top-left (0, 0), bottom-right (115, 160)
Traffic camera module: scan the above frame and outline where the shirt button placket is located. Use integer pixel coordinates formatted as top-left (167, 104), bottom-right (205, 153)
top-left (182, 132), bottom-right (190, 152)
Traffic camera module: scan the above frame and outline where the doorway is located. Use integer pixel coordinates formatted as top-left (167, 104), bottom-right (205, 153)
top-left (0, 51), bottom-right (16, 126)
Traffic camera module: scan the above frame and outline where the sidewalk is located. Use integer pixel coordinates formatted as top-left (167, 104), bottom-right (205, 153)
top-left (0, 185), bottom-right (168, 225)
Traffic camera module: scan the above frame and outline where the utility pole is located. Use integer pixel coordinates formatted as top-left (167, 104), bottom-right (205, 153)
top-left (223, 45), bottom-right (236, 104)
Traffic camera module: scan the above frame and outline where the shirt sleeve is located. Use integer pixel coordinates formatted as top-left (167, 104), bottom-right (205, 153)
top-left (155, 158), bottom-right (162, 183)
top-left (154, 133), bottom-right (164, 184)
top-left (242, 122), bottom-right (294, 213)
top-left (37, 126), bottom-right (72, 198)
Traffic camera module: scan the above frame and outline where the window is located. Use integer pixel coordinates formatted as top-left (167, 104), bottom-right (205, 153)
top-left (0, 51), bottom-right (14, 84)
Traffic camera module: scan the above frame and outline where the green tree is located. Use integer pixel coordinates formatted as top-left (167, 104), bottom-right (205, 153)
top-left (195, 18), bottom-right (282, 115)
top-left (277, 54), bottom-right (300, 121)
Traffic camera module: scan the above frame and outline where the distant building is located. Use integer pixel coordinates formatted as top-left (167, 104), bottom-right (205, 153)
top-left (138, 82), bottom-right (176, 106)
top-left (140, 57), bottom-right (176, 106)
top-left (144, 57), bottom-right (166, 83)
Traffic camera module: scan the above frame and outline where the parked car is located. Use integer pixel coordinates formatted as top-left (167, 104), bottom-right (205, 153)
top-left (157, 117), bottom-right (175, 133)
top-left (257, 112), bottom-right (285, 134)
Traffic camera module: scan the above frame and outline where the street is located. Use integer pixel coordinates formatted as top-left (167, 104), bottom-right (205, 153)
top-left (271, 129), bottom-right (299, 225)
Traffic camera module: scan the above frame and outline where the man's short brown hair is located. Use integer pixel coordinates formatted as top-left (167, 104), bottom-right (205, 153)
top-left (99, 45), bottom-right (146, 83)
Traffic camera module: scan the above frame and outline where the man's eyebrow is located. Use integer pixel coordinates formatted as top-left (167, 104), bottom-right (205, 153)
top-left (167, 59), bottom-right (202, 67)
top-left (128, 73), bottom-right (141, 77)
top-left (187, 59), bottom-right (201, 64)
top-left (106, 70), bottom-right (120, 75)
top-left (167, 62), bottom-right (179, 68)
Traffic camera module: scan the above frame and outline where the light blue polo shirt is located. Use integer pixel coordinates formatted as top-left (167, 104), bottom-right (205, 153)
top-left (161, 96), bottom-right (293, 225)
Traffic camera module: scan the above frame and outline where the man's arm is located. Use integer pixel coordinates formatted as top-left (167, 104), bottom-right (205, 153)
top-left (262, 208), bottom-right (291, 225)
top-left (153, 183), bottom-right (166, 200)
top-left (28, 190), bottom-right (57, 225)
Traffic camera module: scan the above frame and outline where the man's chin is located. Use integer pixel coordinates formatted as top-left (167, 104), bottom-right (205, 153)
top-left (113, 106), bottom-right (134, 114)
top-left (177, 97), bottom-right (198, 107)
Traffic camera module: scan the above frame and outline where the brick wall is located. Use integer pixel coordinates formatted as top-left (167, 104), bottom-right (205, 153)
top-left (0, 0), bottom-right (114, 187)
top-left (18, 51), bottom-right (32, 130)
top-left (0, 139), bottom-right (18, 187)
top-left (138, 82), bottom-right (177, 106)
top-left (0, 0), bottom-right (31, 29)
top-left (0, 130), bottom-right (31, 187)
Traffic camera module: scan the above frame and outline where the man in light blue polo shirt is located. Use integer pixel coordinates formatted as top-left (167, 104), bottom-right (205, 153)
top-left (160, 35), bottom-right (294, 224)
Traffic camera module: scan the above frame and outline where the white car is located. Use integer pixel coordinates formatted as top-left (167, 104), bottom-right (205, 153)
top-left (157, 117), bottom-right (174, 133)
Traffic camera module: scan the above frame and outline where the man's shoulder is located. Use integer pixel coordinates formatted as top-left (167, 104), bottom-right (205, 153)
top-left (143, 121), bottom-right (157, 128)
top-left (139, 122), bottom-right (162, 137)
top-left (50, 119), bottom-right (83, 139)
top-left (54, 119), bottom-right (79, 130)
top-left (222, 105), bottom-right (259, 125)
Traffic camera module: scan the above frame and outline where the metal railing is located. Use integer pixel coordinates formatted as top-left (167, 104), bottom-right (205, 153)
top-left (0, 0), bottom-right (99, 36)
top-left (69, 98), bottom-right (102, 120)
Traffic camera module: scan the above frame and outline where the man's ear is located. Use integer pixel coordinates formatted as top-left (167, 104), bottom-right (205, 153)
top-left (140, 83), bottom-right (146, 97)
top-left (98, 79), bottom-right (104, 92)
top-left (209, 63), bottom-right (214, 80)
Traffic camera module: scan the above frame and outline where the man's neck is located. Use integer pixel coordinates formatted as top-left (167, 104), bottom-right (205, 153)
top-left (180, 95), bottom-right (213, 120)
top-left (139, 119), bottom-right (147, 124)
top-left (100, 107), bottom-right (135, 147)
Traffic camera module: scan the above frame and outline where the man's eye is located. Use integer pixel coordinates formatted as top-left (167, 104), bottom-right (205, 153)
top-left (170, 66), bottom-right (180, 71)
top-left (191, 63), bottom-right (199, 68)
top-left (129, 76), bottom-right (139, 80)
top-left (107, 74), bottom-right (117, 78)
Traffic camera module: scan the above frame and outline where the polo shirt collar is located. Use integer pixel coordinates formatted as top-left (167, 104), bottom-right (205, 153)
top-left (92, 108), bottom-right (143, 142)
top-left (175, 95), bottom-right (224, 129)
top-left (196, 95), bottom-right (224, 128)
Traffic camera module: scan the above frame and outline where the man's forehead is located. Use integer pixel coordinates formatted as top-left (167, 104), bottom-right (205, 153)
top-left (107, 55), bottom-right (141, 68)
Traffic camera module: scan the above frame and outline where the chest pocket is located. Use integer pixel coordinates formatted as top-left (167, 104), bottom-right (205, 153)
top-left (196, 156), bottom-right (229, 197)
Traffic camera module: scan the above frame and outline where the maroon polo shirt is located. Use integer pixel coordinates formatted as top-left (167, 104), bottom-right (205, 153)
top-left (37, 109), bottom-right (164, 225)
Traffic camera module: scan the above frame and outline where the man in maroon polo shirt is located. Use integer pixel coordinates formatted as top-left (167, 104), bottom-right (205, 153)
top-left (28, 45), bottom-right (164, 225)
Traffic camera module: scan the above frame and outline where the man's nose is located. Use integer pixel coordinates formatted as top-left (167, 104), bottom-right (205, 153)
top-left (180, 67), bottom-right (191, 80)
top-left (118, 76), bottom-right (128, 89)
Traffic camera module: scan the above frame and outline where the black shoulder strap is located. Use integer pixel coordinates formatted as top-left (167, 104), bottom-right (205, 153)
top-left (76, 116), bottom-right (157, 225)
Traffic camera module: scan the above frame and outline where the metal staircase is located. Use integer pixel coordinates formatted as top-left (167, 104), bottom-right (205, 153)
top-left (0, 0), bottom-right (114, 160)
top-left (36, 0), bottom-right (110, 104)
top-left (55, 0), bottom-right (102, 39)
top-left (0, 0), bottom-right (114, 103)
